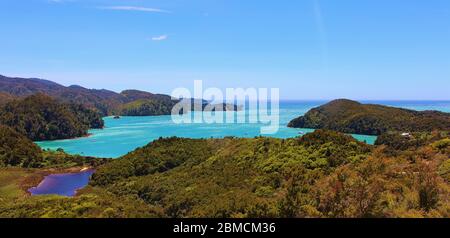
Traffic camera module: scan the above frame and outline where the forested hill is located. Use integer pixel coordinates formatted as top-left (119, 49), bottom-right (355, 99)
top-left (288, 99), bottom-right (450, 136)
top-left (0, 75), bottom-right (176, 116)
top-left (0, 75), bottom-right (240, 141)
top-left (0, 124), bottom-right (43, 167)
top-left (0, 94), bottom-right (104, 141)
top-left (0, 75), bottom-right (239, 116)
top-left (120, 90), bottom-right (173, 102)
top-left (83, 130), bottom-right (449, 218)
top-left (0, 75), bottom-right (123, 115)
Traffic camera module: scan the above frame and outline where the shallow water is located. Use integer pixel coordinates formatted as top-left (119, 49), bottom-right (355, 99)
top-left (36, 101), bottom-right (450, 158)
top-left (28, 170), bottom-right (95, 197)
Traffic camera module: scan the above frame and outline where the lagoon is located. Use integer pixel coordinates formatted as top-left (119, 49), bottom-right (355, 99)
top-left (28, 169), bottom-right (95, 197)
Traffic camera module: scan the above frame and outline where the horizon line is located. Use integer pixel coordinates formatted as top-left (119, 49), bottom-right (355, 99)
top-left (1, 74), bottom-right (450, 102)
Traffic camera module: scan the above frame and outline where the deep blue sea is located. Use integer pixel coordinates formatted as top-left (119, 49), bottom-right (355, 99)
top-left (36, 100), bottom-right (450, 158)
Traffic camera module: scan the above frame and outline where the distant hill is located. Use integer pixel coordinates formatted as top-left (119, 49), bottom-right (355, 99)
top-left (288, 99), bottom-right (450, 135)
top-left (0, 75), bottom-right (127, 115)
top-left (119, 98), bottom-right (241, 116)
top-left (0, 75), bottom-right (65, 96)
top-left (0, 75), bottom-right (239, 116)
top-left (0, 75), bottom-right (176, 116)
top-left (120, 89), bottom-right (172, 102)
top-left (120, 98), bottom-right (177, 116)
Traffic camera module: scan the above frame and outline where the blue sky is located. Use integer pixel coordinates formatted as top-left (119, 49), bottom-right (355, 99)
top-left (0, 0), bottom-right (449, 100)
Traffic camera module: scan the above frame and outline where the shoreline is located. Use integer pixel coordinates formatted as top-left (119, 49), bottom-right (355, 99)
top-left (19, 166), bottom-right (96, 197)
top-left (34, 131), bottom-right (378, 159)
top-left (34, 133), bottom-right (93, 144)
top-left (34, 99), bottom-right (450, 159)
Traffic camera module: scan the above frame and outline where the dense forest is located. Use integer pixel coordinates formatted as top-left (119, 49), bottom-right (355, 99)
top-left (0, 125), bottom-right (43, 168)
top-left (0, 75), bottom-right (242, 142)
top-left (119, 98), bottom-right (177, 116)
top-left (88, 130), bottom-right (449, 218)
top-left (0, 75), bottom-right (121, 116)
top-left (0, 94), bottom-right (104, 141)
top-left (1, 76), bottom-right (449, 218)
top-left (1, 130), bottom-right (448, 218)
top-left (119, 98), bottom-right (241, 116)
top-left (0, 75), bottom-right (182, 116)
top-left (0, 93), bottom-right (15, 106)
top-left (288, 99), bottom-right (450, 136)
top-left (0, 123), bottom-right (107, 170)
top-left (0, 75), bottom-right (239, 118)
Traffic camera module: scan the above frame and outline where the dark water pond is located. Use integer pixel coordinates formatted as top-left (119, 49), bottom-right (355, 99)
top-left (28, 169), bottom-right (95, 197)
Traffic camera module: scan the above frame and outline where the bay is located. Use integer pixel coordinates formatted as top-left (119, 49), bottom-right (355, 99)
top-left (36, 100), bottom-right (450, 158)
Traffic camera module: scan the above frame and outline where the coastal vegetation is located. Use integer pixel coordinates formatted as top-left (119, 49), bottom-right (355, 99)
top-left (0, 124), bottom-right (107, 169)
top-left (288, 99), bottom-right (450, 136)
top-left (374, 131), bottom-right (449, 151)
top-left (0, 94), bottom-right (104, 141)
top-left (88, 131), bottom-right (449, 218)
top-left (0, 130), bottom-right (449, 218)
top-left (1, 77), bottom-right (449, 218)
top-left (0, 169), bottom-right (154, 218)
top-left (0, 125), bottom-right (43, 168)
top-left (0, 123), bottom-right (112, 216)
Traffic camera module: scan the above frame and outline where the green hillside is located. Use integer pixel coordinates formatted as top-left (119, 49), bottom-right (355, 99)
top-left (288, 99), bottom-right (450, 135)
top-left (0, 94), bottom-right (104, 141)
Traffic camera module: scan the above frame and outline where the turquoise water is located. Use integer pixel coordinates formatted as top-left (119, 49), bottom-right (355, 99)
top-left (28, 170), bottom-right (95, 197)
top-left (37, 101), bottom-right (450, 158)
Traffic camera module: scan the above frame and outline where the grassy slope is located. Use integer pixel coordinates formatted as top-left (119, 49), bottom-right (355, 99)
top-left (0, 169), bottom-right (35, 199)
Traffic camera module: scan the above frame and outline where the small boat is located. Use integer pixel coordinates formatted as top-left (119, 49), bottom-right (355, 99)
top-left (298, 131), bottom-right (305, 135)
